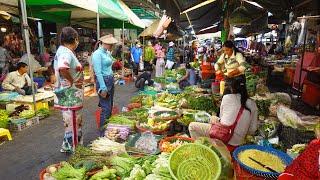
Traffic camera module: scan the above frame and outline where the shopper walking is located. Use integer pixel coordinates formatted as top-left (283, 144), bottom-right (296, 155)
top-left (144, 41), bottom-right (155, 71)
top-left (214, 40), bottom-right (247, 94)
top-left (92, 34), bottom-right (118, 136)
top-left (130, 42), bottom-right (142, 77)
top-left (155, 47), bottom-right (166, 77)
top-left (165, 41), bottom-right (175, 69)
top-left (53, 27), bottom-right (84, 152)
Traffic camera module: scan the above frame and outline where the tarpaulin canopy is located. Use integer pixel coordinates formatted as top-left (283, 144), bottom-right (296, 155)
top-left (139, 15), bottom-right (171, 37)
top-left (26, 0), bottom-right (128, 24)
top-left (153, 0), bottom-right (318, 35)
top-left (118, 0), bottom-right (145, 28)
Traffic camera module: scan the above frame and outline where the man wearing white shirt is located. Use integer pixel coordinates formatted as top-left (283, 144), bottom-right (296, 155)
top-left (2, 62), bottom-right (32, 95)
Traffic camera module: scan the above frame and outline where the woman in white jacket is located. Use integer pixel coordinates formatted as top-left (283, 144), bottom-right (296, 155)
top-left (189, 78), bottom-right (258, 152)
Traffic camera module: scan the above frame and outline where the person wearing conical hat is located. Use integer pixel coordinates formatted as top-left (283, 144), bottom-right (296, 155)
top-left (92, 34), bottom-right (118, 136)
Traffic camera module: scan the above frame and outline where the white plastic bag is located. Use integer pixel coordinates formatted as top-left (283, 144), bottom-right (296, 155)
top-left (277, 105), bottom-right (320, 130)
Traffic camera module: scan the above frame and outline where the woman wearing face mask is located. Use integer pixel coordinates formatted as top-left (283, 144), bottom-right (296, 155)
top-left (54, 27), bottom-right (84, 152)
top-left (214, 40), bottom-right (247, 94)
top-left (92, 34), bottom-right (118, 136)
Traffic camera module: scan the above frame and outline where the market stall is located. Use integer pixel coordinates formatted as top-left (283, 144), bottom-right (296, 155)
top-left (39, 64), bottom-right (320, 180)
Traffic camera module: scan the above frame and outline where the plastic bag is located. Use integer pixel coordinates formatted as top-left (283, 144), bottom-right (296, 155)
top-left (54, 86), bottom-right (83, 108)
top-left (277, 105), bottom-right (320, 130)
top-left (134, 132), bottom-right (158, 154)
top-left (195, 111), bottom-right (211, 123)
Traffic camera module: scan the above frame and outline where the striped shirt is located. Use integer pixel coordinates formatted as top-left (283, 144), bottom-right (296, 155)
top-left (214, 52), bottom-right (246, 76)
top-left (166, 47), bottom-right (175, 62)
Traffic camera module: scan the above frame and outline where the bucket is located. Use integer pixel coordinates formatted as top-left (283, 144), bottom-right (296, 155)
top-left (211, 81), bottom-right (220, 94)
top-left (95, 106), bottom-right (120, 129)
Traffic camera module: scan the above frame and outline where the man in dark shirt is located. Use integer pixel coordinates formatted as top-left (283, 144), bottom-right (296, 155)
top-left (135, 67), bottom-right (154, 91)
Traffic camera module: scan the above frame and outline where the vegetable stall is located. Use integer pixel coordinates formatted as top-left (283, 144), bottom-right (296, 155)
top-left (39, 68), bottom-right (319, 180)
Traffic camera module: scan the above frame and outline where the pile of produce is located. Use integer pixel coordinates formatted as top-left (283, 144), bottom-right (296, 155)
top-left (238, 149), bottom-right (286, 173)
top-left (134, 132), bottom-right (158, 154)
top-left (153, 111), bottom-right (179, 121)
top-left (156, 93), bottom-right (179, 109)
top-left (141, 96), bottom-right (154, 107)
top-left (177, 110), bottom-right (196, 126)
top-left (68, 146), bottom-right (109, 171)
top-left (195, 111), bottom-right (211, 123)
top-left (287, 144), bottom-right (306, 158)
top-left (51, 162), bottom-right (86, 180)
top-left (187, 95), bottom-right (218, 113)
top-left (130, 108), bottom-right (149, 122)
top-left (108, 115), bottom-right (135, 128)
top-left (105, 125), bottom-right (130, 142)
top-left (256, 99), bottom-right (272, 119)
top-left (0, 110), bottom-right (9, 128)
top-left (89, 137), bottom-right (126, 155)
top-left (138, 118), bottom-right (171, 132)
top-left (259, 120), bottom-right (279, 138)
top-left (19, 109), bottom-right (35, 119)
top-left (246, 72), bottom-right (258, 97)
top-left (37, 108), bottom-right (51, 117)
top-left (160, 137), bottom-right (193, 153)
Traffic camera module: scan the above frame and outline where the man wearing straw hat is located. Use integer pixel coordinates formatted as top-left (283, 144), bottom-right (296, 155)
top-left (92, 34), bottom-right (118, 136)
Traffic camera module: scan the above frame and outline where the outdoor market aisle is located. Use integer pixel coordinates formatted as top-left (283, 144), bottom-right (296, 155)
top-left (0, 83), bottom-right (137, 180)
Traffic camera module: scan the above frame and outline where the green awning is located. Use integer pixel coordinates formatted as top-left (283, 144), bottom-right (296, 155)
top-left (26, 0), bottom-right (128, 24)
top-left (26, 0), bottom-right (144, 29)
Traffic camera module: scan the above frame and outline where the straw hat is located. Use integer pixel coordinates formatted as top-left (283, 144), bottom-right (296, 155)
top-left (169, 41), bottom-right (174, 47)
top-left (100, 34), bottom-right (118, 44)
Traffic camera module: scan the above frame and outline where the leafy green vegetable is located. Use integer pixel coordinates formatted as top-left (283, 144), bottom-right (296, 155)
top-left (108, 115), bottom-right (135, 128)
top-left (37, 108), bottom-right (50, 117)
top-left (19, 110), bottom-right (35, 119)
top-left (256, 99), bottom-right (272, 118)
top-left (0, 110), bottom-right (9, 128)
top-left (110, 156), bottom-right (136, 177)
top-left (178, 113), bottom-right (195, 126)
top-left (68, 146), bottom-right (108, 170)
top-left (124, 164), bottom-right (146, 180)
top-left (89, 166), bottom-right (117, 180)
top-left (52, 162), bottom-right (86, 180)
top-left (74, 160), bottom-right (101, 172)
top-left (187, 95), bottom-right (218, 113)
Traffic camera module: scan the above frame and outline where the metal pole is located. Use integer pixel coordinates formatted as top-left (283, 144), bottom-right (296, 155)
top-left (122, 21), bottom-right (125, 78)
top-left (97, 13), bottom-right (100, 40)
top-left (298, 19), bottom-right (308, 92)
top-left (20, 0), bottom-right (36, 111)
top-left (37, 21), bottom-right (44, 54)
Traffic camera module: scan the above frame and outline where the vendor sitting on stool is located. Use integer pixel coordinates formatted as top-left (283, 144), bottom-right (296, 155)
top-left (178, 63), bottom-right (196, 90)
top-left (2, 62), bottom-right (35, 95)
top-left (135, 67), bottom-right (154, 91)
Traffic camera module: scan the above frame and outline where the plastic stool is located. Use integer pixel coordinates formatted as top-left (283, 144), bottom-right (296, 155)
top-left (0, 128), bottom-right (12, 141)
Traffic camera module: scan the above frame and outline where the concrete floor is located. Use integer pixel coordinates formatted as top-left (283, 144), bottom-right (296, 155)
top-left (0, 83), bottom-right (137, 180)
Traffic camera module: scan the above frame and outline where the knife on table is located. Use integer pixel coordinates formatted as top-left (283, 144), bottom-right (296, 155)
top-left (249, 157), bottom-right (279, 173)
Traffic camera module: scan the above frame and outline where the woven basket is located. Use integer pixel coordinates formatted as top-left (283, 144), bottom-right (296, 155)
top-left (278, 124), bottom-right (315, 150)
